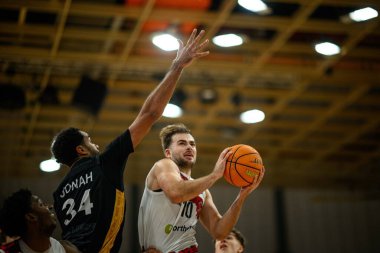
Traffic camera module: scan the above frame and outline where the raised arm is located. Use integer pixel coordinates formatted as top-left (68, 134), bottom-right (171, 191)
top-left (199, 168), bottom-right (265, 240)
top-left (129, 29), bottom-right (209, 149)
top-left (150, 148), bottom-right (231, 203)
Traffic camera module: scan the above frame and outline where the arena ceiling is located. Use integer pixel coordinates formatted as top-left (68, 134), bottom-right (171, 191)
top-left (0, 0), bottom-right (379, 189)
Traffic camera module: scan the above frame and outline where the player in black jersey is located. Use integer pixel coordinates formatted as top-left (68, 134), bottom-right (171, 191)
top-left (51, 29), bottom-right (209, 253)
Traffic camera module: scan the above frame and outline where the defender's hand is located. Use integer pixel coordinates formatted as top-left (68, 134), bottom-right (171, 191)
top-left (174, 29), bottom-right (209, 68)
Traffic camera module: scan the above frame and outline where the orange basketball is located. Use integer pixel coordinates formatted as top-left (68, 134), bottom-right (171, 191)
top-left (224, 144), bottom-right (264, 187)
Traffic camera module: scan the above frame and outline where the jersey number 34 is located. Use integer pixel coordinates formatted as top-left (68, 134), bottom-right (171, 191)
top-left (62, 189), bottom-right (94, 225)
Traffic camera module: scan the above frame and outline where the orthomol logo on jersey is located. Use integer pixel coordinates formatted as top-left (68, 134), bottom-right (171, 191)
top-left (164, 224), bottom-right (195, 234)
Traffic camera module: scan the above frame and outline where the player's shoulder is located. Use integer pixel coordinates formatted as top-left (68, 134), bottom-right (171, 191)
top-left (157, 157), bottom-right (176, 164)
top-left (153, 158), bottom-right (177, 170)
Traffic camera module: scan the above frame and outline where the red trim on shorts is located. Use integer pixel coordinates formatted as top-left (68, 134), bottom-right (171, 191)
top-left (169, 245), bottom-right (198, 253)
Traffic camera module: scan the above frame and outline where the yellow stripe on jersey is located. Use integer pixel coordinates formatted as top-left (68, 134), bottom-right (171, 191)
top-left (99, 189), bottom-right (125, 253)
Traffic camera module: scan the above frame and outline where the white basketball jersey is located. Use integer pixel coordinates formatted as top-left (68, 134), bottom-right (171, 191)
top-left (19, 237), bottom-right (65, 253)
top-left (138, 172), bottom-right (206, 253)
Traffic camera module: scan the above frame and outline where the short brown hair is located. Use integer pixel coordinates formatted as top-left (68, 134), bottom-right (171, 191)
top-left (159, 123), bottom-right (191, 152)
top-left (231, 228), bottom-right (245, 250)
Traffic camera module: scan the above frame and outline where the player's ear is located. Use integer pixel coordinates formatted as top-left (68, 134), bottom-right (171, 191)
top-left (25, 212), bottom-right (37, 222)
top-left (164, 148), bottom-right (171, 158)
top-left (76, 145), bottom-right (88, 155)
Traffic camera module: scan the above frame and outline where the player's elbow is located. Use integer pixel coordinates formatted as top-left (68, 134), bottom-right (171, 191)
top-left (170, 196), bottom-right (183, 204)
top-left (214, 231), bottom-right (229, 241)
top-left (162, 183), bottom-right (187, 203)
top-left (142, 110), bottom-right (161, 124)
top-left (165, 190), bottom-right (183, 204)
top-left (211, 224), bottom-right (230, 241)
top-left (143, 99), bottom-right (164, 119)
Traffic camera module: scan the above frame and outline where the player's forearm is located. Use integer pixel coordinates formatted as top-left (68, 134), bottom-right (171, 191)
top-left (212, 196), bottom-right (246, 240)
top-left (138, 62), bottom-right (184, 121)
top-left (169, 173), bottom-right (219, 203)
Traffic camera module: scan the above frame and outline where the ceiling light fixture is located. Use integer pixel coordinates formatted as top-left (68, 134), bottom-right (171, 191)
top-left (348, 7), bottom-right (378, 22)
top-left (163, 103), bottom-right (183, 118)
top-left (163, 89), bottom-right (187, 118)
top-left (238, 0), bottom-right (271, 14)
top-left (212, 34), bottom-right (244, 47)
top-left (40, 158), bottom-right (60, 172)
top-left (314, 42), bottom-right (341, 56)
top-left (240, 109), bottom-right (265, 124)
top-left (152, 33), bottom-right (179, 51)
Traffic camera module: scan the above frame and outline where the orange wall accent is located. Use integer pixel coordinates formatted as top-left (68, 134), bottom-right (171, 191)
top-left (126, 0), bottom-right (211, 9)
top-left (125, 0), bottom-right (210, 33)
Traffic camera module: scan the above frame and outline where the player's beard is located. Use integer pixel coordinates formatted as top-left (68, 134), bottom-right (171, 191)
top-left (172, 155), bottom-right (195, 170)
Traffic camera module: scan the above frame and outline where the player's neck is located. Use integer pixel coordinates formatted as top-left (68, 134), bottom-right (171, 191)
top-left (22, 233), bottom-right (51, 252)
top-left (70, 155), bottom-right (89, 168)
top-left (179, 167), bottom-right (191, 177)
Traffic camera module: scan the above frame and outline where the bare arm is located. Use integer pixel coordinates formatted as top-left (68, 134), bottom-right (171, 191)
top-left (149, 148), bottom-right (231, 203)
top-left (129, 29), bottom-right (209, 149)
top-left (199, 168), bottom-right (265, 240)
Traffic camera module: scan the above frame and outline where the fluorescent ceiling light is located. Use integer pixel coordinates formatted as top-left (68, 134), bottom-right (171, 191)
top-left (349, 7), bottom-right (378, 22)
top-left (163, 103), bottom-right (183, 118)
top-left (238, 0), bottom-right (271, 14)
top-left (240, 109), bottom-right (265, 124)
top-left (212, 34), bottom-right (244, 47)
top-left (314, 42), bottom-right (341, 56)
top-left (40, 158), bottom-right (60, 172)
top-left (152, 33), bottom-right (179, 51)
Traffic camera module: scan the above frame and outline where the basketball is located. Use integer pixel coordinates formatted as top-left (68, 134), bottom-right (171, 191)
top-left (224, 144), bottom-right (264, 187)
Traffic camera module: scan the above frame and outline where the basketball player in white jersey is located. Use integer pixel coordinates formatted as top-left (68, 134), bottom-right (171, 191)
top-left (138, 123), bottom-right (264, 253)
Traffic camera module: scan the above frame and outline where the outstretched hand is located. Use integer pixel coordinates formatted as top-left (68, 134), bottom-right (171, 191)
top-left (174, 29), bottom-right (209, 68)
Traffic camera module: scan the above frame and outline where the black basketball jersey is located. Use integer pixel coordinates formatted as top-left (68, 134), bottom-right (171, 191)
top-left (53, 130), bottom-right (134, 253)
